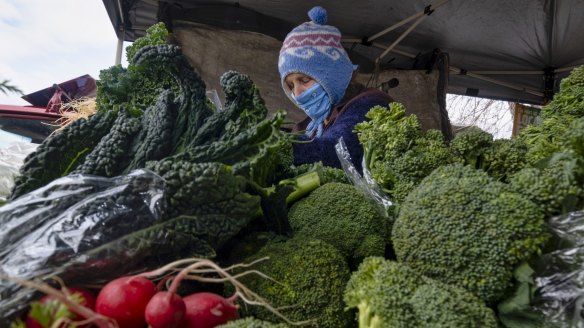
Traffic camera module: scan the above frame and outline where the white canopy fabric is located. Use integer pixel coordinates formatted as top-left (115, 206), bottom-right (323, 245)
top-left (102, 0), bottom-right (584, 105)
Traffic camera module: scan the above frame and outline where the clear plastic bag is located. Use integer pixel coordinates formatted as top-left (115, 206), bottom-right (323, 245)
top-left (0, 169), bottom-right (166, 320)
top-left (334, 137), bottom-right (393, 217)
top-left (531, 211), bottom-right (584, 327)
top-left (499, 211), bottom-right (584, 328)
top-left (0, 141), bottom-right (39, 203)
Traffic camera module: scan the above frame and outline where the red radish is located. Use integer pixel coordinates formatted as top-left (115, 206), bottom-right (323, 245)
top-left (145, 291), bottom-right (186, 328)
top-left (180, 292), bottom-right (239, 328)
top-left (95, 275), bottom-right (157, 328)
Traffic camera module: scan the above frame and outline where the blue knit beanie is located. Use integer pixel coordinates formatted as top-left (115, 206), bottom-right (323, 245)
top-left (278, 6), bottom-right (355, 106)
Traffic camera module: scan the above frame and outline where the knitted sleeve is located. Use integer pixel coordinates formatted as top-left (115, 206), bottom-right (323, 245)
top-left (292, 92), bottom-right (391, 173)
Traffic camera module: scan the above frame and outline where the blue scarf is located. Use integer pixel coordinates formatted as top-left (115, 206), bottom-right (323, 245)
top-left (292, 82), bottom-right (332, 138)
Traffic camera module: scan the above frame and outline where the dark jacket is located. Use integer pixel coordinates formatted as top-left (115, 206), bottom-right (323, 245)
top-left (292, 83), bottom-right (393, 172)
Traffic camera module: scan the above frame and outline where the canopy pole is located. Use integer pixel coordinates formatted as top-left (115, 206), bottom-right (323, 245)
top-left (375, 15), bottom-right (428, 64)
top-left (115, 36), bottom-right (124, 65)
top-left (115, 0), bottom-right (125, 65)
top-left (367, 0), bottom-right (449, 43)
top-left (451, 68), bottom-right (544, 98)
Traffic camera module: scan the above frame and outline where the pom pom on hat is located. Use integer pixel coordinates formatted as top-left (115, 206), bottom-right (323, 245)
top-left (308, 6), bottom-right (327, 25)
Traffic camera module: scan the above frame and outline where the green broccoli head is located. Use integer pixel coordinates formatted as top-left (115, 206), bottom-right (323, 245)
top-left (344, 257), bottom-right (498, 328)
top-left (482, 137), bottom-right (529, 182)
top-left (216, 317), bottom-right (288, 328)
top-left (235, 237), bottom-right (353, 328)
top-left (388, 129), bottom-right (453, 202)
top-left (450, 126), bottom-right (494, 169)
top-left (288, 183), bottom-right (389, 266)
top-left (392, 163), bottom-right (550, 305)
top-left (509, 153), bottom-right (584, 217)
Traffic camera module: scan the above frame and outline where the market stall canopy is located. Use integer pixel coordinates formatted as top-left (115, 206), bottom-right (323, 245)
top-left (102, 0), bottom-right (584, 105)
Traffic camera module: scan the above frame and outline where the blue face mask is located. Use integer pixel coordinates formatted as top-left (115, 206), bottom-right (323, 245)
top-left (292, 82), bottom-right (332, 138)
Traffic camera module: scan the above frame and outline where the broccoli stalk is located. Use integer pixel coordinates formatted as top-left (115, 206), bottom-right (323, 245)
top-left (357, 300), bottom-right (382, 328)
top-left (249, 170), bottom-right (322, 235)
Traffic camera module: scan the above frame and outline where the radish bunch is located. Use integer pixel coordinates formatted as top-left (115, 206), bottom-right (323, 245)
top-left (12, 257), bottom-right (298, 328)
top-left (93, 257), bottom-right (290, 327)
top-left (94, 275), bottom-right (239, 328)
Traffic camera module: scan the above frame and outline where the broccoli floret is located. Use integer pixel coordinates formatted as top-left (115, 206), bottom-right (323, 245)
top-left (344, 257), bottom-right (498, 328)
top-left (355, 103), bottom-right (423, 189)
top-left (510, 117), bottom-right (584, 217)
top-left (235, 237), bottom-right (353, 328)
top-left (388, 129), bottom-right (453, 202)
top-left (392, 163), bottom-right (550, 305)
top-left (482, 137), bottom-right (530, 182)
top-left (355, 104), bottom-right (453, 203)
top-left (216, 317), bottom-right (288, 328)
top-left (509, 153), bottom-right (584, 217)
top-left (450, 126), bottom-right (494, 169)
top-left (288, 183), bottom-right (389, 266)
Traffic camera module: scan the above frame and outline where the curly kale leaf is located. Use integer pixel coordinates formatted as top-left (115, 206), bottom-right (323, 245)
top-left (125, 90), bottom-right (177, 172)
top-left (147, 160), bottom-right (260, 219)
top-left (125, 22), bottom-right (169, 64)
top-left (133, 44), bottom-right (212, 153)
top-left (10, 110), bottom-right (116, 200)
top-left (73, 109), bottom-right (141, 177)
top-left (190, 71), bottom-right (268, 147)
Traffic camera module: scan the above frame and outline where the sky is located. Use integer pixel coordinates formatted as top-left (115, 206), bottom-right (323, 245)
top-left (0, 0), bottom-right (128, 105)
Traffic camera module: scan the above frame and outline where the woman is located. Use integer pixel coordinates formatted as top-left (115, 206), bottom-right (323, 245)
top-left (279, 6), bottom-right (393, 172)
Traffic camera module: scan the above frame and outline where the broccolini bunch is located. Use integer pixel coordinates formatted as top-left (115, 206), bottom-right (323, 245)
top-left (354, 103), bottom-right (453, 203)
top-left (519, 65), bottom-right (584, 165)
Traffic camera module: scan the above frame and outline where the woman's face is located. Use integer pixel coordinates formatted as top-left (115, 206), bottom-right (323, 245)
top-left (285, 73), bottom-right (316, 98)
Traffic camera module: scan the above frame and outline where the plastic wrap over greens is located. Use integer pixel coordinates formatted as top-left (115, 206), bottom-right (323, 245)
top-left (334, 137), bottom-right (393, 218)
top-left (531, 211), bottom-right (584, 327)
top-left (0, 169), bottom-right (166, 320)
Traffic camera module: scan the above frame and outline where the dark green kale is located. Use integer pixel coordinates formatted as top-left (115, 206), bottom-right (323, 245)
top-left (124, 90), bottom-right (177, 172)
top-left (73, 109), bottom-right (141, 177)
top-left (10, 110), bottom-right (116, 199)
